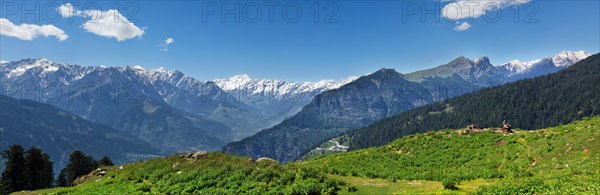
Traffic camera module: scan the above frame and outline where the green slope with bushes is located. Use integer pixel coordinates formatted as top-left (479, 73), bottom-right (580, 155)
top-left (301, 117), bottom-right (600, 194)
top-left (14, 153), bottom-right (345, 194)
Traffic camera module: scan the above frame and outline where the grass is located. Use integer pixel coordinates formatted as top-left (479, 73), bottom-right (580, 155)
top-left (15, 153), bottom-right (345, 194)
top-left (15, 117), bottom-right (600, 194)
top-left (330, 175), bottom-right (496, 194)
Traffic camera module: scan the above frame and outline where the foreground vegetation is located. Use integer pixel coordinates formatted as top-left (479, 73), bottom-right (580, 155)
top-left (301, 116), bottom-right (600, 194)
top-left (15, 153), bottom-right (345, 194)
top-left (15, 117), bottom-right (599, 194)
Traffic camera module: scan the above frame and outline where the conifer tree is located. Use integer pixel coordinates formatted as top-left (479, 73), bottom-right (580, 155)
top-left (64, 150), bottom-right (98, 186)
top-left (24, 147), bottom-right (54, 190)
top-left (1, 145), bottom-right (27, 193)
top-left (99, 156), bottom-right (114, 166)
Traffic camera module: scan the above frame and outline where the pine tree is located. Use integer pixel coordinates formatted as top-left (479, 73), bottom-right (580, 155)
top-left (1, 145), bottom-right (27, 193)
top-left (56, 169), bottom-right (67, 187)
top-left (64, 150), bottom-right (98, 186)
top-left (98, 156), bottom-right (114, 166)
top-left (24, 147), bottom-right (54, 190)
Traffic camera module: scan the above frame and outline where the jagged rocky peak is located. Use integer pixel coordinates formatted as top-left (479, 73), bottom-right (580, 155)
top-left (371, 68), bottom-right (400, 76)
top-left (472, 56), bottom-right (491, 65)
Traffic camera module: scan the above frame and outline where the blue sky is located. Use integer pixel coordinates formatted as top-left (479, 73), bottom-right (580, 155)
top-left (1, 0), bottom-right (599, 82)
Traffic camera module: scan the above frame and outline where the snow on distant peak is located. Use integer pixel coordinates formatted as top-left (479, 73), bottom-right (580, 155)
top-left (0, 60), bottom-right (9, 64)
top-left (214, 74), bottom-right (357, 98)
top-left (472, 56), bottom-right (490, 64)
top-left (499, 50), bottom-right (589, 74)
top-left (552, 50), bottom-right (590, 67)
top-left (2, 58), bottom-right (61, 77)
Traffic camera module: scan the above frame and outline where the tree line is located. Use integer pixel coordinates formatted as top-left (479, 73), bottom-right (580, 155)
top-left (0, 145), bottom-right (113, 194)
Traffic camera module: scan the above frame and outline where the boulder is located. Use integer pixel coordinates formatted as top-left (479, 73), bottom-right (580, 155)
top-left (192, 151), bottom-right (208, 159)
top-left (256, 157), bottom-right (278, 163)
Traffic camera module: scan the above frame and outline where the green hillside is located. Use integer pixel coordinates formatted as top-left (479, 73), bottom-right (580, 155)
top-left (301, 116), bottom-right (600, 194)
top-left (15, 117), bottom-right (599, 194)
top-left (13, 153), bottom-right (345, 194)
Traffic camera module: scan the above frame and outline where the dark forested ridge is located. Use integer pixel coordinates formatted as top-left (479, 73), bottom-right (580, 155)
top-left (0, 95), bottom-right (159, 174)
top-left (347, 53), bottom-right (600, 150)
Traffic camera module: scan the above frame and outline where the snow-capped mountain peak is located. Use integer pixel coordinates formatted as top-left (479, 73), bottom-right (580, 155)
top-left (1, 58), bottom-right (62, 78)
top-left (552, 50), bottom-right (590, 67)
top-left (214, 74), bottom-right (357, 97)
top-left (498, 50), bottom-right (590, 75)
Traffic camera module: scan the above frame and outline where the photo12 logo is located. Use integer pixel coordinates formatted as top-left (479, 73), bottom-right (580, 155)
top-left (200, 1), bottom-right (340, 23)
top-left (0, 1), bottom-right (140, 24)
top-left (401, 1), bottom-right (539, 24)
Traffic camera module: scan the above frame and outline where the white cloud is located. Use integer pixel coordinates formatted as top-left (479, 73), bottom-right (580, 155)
top-left (58, 4), bottom-right (145, 41)
top-left (58, 3), bottom-right (81, 17)
top-left (0, 60), bottom-right (8, 64)
top-left (442, 0), bottom-right (530, 20)
top-left (165, 37), bottom-right (174, 45)
top-left (160, 37), bottom-right (174, 51)
top-left (0, 18), bottom-right (68, 41)
top-left (454, 22), bottom-right (471, 31)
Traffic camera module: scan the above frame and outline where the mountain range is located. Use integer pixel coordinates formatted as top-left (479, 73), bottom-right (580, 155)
top-left (222, 50), bottom-right (592, 163)
top-left (0, 50), bottom-right (590, 166)
top-left (0, 59), bottom-right (352, 154)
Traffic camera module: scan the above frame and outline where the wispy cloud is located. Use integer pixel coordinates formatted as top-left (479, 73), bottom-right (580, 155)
top-left (160, 37), bottom-right (174, 51)
top-left (454, 22), bottom-right (471, 31)
top-left (0, 18), bottom-right (68, 41)
top-left (58, 3), bottom-right (145, 41)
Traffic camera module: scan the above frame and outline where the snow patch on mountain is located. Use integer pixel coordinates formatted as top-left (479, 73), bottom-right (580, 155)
top-left (552, 50), bottom-right (590, 67)
top-left (498, 50), bottom-right (590, 76)
top-left (214, 74), bottom-right (358, 99)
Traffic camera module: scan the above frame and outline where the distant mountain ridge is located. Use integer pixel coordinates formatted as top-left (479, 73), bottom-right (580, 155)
top-left (0, 59), bottom-right (355, 153)
top-left (0, 94), bottom-right (160, 174)
top-left (0, 59), bottom-right (243, 152)
top-left (214, 74), bottom-right (357, 122)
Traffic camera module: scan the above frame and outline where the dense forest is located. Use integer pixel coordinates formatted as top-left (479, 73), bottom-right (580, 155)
top-left (347, 53), bottom-right (600, 150)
